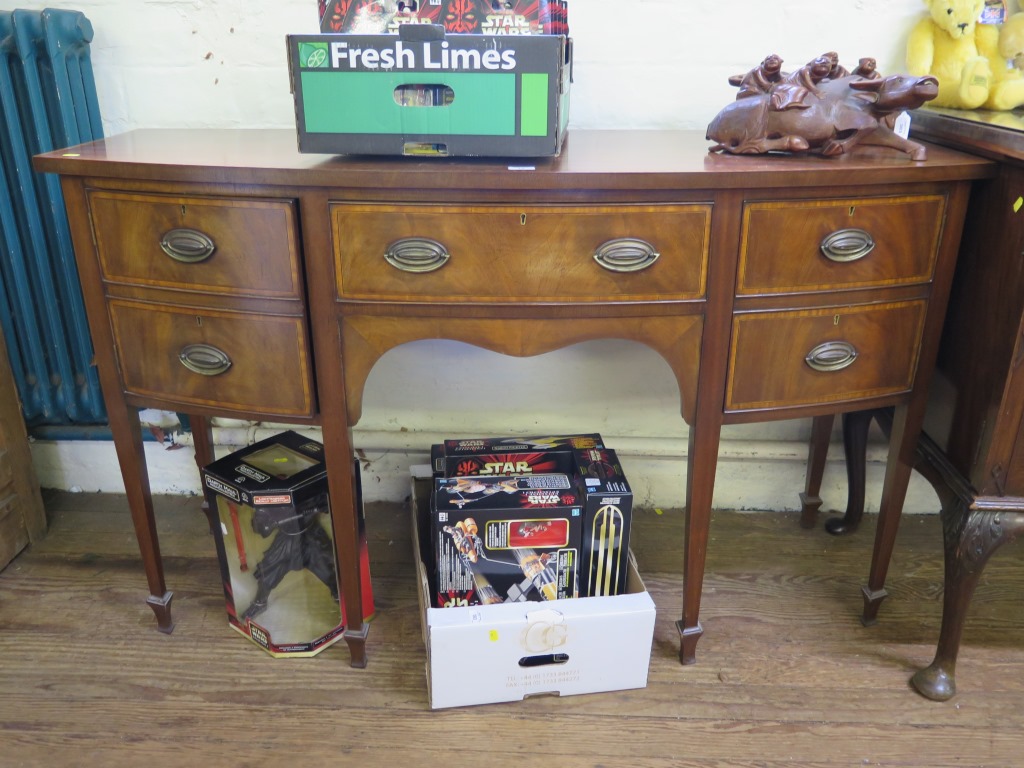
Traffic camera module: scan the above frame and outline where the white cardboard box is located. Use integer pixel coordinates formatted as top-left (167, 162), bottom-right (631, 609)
top-left (411, 470), bottom-right (656, 709)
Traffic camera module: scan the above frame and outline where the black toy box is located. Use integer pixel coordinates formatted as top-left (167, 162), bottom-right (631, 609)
top-left (433, 432), bottom-right (603, 475)
top-left (201, 430), bottom-right (374, 657)
top-left (431, 473), bottom-right (583, 607)
top-left (574, 447), bottom-right (634, 597)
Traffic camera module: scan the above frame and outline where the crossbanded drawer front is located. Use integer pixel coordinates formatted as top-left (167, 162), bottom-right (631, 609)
top-left (737, 196), bottom-right (944, 295)
top-left (725, 300), bottom-right (927, 411)
top-left (331, 203), bottom-right (711, 302)
top-left (108, 301), bottom-right (313, 417)
top-left (88, 191), bottom-right (302, 298)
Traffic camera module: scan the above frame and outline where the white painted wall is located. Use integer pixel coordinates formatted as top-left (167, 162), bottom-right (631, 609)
top-left (22, 0), bottom-right (979, 513)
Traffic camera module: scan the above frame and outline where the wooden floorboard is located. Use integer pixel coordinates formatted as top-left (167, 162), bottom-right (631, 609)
top-left (1, 489), bottom-right (1022, 767)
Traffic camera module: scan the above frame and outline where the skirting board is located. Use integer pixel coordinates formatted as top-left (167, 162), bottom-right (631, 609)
top-left (28, 432), bottom-right (940, 515)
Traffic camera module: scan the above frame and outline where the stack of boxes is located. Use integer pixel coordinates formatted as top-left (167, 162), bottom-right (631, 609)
top-left (413, 433), bottom-right (655, 708)
top-left (426, 433), bottom-right (634, 608)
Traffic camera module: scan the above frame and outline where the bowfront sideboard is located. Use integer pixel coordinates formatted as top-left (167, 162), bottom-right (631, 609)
top-left (34, 130), bottom-right (992, 668)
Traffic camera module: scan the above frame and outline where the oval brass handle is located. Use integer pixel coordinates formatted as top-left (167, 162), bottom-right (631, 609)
top-left (384, 237), bottom-right (450, 273)
top-left (820, 228), bottom-right (875, 263)
top-left (160, 228), bottom-right (216, 263)
top-left (593, 238), bottom-right (660, 272)
top-left (178, 344), bottom-right (232, 376)
top-left (805, 341), bottom-right (858, 372)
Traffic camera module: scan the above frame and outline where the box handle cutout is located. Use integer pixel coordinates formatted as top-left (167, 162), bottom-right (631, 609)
top-left (402, 142), bottom-right (449, 157)
top-left (394, 84), bottom-right (454, 107)
top-left (518, 653), bottom-right (569, 668)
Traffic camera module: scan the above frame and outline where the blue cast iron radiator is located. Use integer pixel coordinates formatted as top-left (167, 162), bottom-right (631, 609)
top-left (0, 8), bottom-right (105, 425)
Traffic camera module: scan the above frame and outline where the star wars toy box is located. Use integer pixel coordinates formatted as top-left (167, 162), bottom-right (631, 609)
top-left (319, 1), bottom-right (569, 36)
top-left (431, 432), bottom-right (603, 476)
top-left (426, 433), bottom-right (636, 598)
top-left (200, 430), bottom-right (374, 657)
top-left (574, 447), bottom-right (634, 598)
top-left (431, 473), bottom-right (583, 607)
top-left (410, 470), bottom-right (655, 709)
top-left (287, 23), bottom-right (571, 157)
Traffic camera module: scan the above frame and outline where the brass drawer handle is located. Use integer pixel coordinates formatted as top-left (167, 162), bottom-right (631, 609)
top-left (594, 238), bottom-right (660, 272)
top-left (805, 340), bottom-right (858, 372)
top-left (820, 228), bottom-right (875, 263)
top-left (384, 237), bottom-right (450, 273)
top-left (179, 343), bottom-right (232, 376)
top-left (160, 228), bottom-right (216, 263)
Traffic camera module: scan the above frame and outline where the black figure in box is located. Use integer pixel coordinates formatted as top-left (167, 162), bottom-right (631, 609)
top-left (242, 491), bottom-right (339, 620)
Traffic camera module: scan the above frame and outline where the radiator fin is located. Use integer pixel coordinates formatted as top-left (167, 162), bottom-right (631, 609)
top-left (0, 8), bottom-right (105, 424)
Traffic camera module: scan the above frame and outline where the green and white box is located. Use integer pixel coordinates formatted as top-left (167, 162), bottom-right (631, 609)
top-left (288, 27), bottom-right (571, 157)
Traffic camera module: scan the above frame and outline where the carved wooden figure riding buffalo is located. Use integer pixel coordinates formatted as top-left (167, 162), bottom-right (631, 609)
top-left (707, 57), bottom-right (939, 160)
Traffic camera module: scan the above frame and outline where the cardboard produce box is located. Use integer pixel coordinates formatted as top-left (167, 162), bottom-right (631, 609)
top-left (288, 26), bottom-right (571, 157)
top-left (411, 470), bottom-right (656, 709)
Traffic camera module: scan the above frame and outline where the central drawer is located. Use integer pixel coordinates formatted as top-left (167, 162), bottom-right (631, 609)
top-left (726, 300), bottom-right (927, 412)
top-left (331, 203), bottom-right (711, 303)
top-left (738, 196), bottom-right (945, 295)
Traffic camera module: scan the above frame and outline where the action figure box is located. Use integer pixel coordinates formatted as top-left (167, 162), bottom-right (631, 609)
top-left (441, 432), bottom-right (602, 456)
top-left (320, 0), bottom-right (569, 36)
top-left (201, 431), bottom-right (374, 657)
top-left (287, 26), bottom-right (571, 157)
top-left (410, 471), bottom-right (656, 709)
top-left (574, 447), bottom-right (634, 598)
top-left (435, 433), bottom-right (603, 473)
top-left (431, 474), bottom-right (583, 606)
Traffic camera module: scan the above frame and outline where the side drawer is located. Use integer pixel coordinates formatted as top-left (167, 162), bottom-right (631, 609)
top-left (331, 203), bottom-right (711, 303)
top-left (88, 190), bottom-right (302, 299)
top-left (738, 196), bottom-right (944, 295)
top-left (109, 300), bottom-right (314, 418)
top-left (725, 300), bottom-right (927, 411)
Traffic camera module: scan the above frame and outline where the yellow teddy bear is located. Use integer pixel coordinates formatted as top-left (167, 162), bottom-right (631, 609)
top-left (907, 0), bottom-right (1024, 110)
top-left (1000, 12), bottom-right (1024, 71)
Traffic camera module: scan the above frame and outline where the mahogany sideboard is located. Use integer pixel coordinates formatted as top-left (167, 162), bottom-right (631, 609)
top-left (33, 129), bottom-right (991, 669)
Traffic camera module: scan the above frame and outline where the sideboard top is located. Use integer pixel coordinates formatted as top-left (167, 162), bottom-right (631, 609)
top-left (34, 128), bottom-right (994, 191)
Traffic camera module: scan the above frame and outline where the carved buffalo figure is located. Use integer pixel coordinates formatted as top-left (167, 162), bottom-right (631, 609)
top-left (707, 72), bottom-right (939, 160)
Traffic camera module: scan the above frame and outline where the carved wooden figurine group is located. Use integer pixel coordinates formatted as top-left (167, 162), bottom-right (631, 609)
top-left (707, 52), bottom-right (939, 160)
